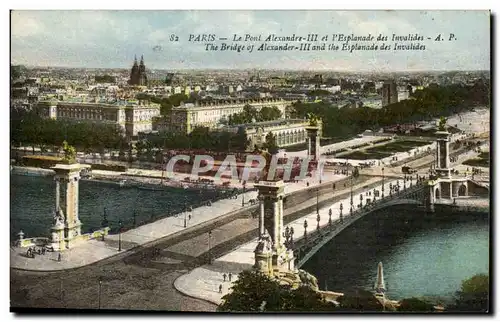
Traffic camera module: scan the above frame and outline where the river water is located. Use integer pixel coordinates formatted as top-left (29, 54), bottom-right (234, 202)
top-left (301, 205), bottom-right (489, 303)
top-left (11, 174), bottom-right (489, 302)
top-left (10, 174), bottom-right (229, 240)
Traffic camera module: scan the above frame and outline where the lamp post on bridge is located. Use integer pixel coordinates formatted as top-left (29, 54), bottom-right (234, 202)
top-left (98, 278), bottom-right (102, 310)
top-left (241, 182), bottom-right (246, 207)
top-left (102, 207), bottom-right (108, 241)
top-left (339, 203), bottom-right (343, 224)
top-left (316, 212), bottom-right (321, 231)
top-left (328, 208), bottom-right (332, 226)
top-left (360, 194), bottom-right (363, 208)
top-left (183, 196), bottom-right (189, 228)
top-left (208, 230), bottom-right (212, 264)
top-left (381, 167), bottom-right (385, 198)
top-left (316, 187), bottom-right (319, 215)
top-left (118, 219), bottom-right (122, 252)
top-left (389, 183), bottom-right (393, 196)
top-left (304, 220), bottom-right (308, 240)
top-left (350, 176), bottom-right (353, 215)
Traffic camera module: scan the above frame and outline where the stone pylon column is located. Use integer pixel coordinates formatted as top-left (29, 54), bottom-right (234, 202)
top-left (435, 130), bottom-right (451, 178)
top-left (254, 180), bottom-right (294, 275)
top-left (50, 163), bottom-right (90, 250)
top-left (306, 126), bottom-right (321, 161)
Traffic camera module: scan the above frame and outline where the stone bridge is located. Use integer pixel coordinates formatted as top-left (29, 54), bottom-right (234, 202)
top-left (282, 174), bottom-right (489, 268)
top-left (289, 181), bottom-right (428, 268)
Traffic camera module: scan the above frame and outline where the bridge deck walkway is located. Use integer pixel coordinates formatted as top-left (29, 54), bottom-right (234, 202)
top-left (174, 178), bottom-right (416, 305)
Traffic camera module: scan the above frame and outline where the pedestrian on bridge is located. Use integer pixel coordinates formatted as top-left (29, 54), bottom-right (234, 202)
top-left (229, 273), bottom-right (232, 282)
top-left (223, 273), bottom-right (227, 282)
top-left (219, 284), bottom-right (223, 293)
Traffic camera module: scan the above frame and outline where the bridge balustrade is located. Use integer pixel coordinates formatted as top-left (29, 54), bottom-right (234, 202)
top-left (288, 182), bottom-right (426, 267)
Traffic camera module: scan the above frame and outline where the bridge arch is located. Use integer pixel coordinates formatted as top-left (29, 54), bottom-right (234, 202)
top-left (292, 187), bottom-right (427, 269)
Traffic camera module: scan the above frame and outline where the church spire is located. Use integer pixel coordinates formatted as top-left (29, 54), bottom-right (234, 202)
top-left (374, 262), bottom-right (386, 294)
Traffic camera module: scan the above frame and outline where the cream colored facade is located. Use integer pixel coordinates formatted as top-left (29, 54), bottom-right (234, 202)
top-left (224, 118), bottom-right (318, 149)
top-left (165, 98), bottom-right (290, 134)
top-left (36, 98), bottom-right (161, 139)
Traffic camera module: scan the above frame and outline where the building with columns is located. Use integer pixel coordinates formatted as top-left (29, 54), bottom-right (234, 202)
top-left (156, 98), bottom-right (291, 134)
top-left (221, 118), bottom-right (319, 150)
top-left (36, 97), bottom-right (161, 140)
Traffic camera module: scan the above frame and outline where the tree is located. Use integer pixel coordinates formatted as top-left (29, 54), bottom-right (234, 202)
top-left (217, 270), bottom-right (336, 312)
top-left (169, 93), bottom-right (188, 107)
top-left (264, 132), bottom-right (279, 155)
top-left (259, 106), bottom-right (282, 122)
top-left (398, 297), bottom-right (435, 312)
top-left (335, 289), bottom-right (385, 312)
top-left (233, 127), bottom-right (249, 151)
top-left (453, 274), bottom-right (489, 312)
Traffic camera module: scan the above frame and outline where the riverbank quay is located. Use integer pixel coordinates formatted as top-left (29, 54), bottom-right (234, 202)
top-left (10, 171), bottom-right (353, 272)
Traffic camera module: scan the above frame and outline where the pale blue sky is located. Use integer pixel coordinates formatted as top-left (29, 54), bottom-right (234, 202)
top-left (11, 10), bottom-right (490, 71)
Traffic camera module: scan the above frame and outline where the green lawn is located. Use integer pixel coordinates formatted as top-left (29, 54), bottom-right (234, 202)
top-left (340, 140), bottom-right (432, 160)
top-left (365, 140), bottom-right (431, 154)
top-left (463, 151), bottom-right (490, 167)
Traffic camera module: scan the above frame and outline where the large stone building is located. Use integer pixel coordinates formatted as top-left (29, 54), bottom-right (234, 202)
top-left (36, 97), bottom-right (161, 140)
top-left (222, 118), bottom-right (319, 149)
top-left (129, 55), bottom-right (148, 86)
top-left (154, 98), bottom-right (291, 134)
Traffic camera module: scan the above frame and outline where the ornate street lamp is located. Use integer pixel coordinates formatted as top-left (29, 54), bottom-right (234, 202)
top-left (304, 220), bottom-right (308, 239)
top-left (382, 167), bottom-right (385, 198)
top-left (350, 176), bottom-right (354, 213)
top-left (102, 207), bottom-right (108, 241)
top-left (316, 188), bottom-right (319, 215)
top-left (98, 278), bottom-right (102, 309)
top-left (328, 208), bottom-right (332, 226)
top-left (290, 227), bottom-right (294, 248)
top-left (339, 203), bottom-right (344, 223)
top-left (360, 194), bottom-right (364, 208)
top-left (183, 196), bottom-right (188, 228)
top-left (316, 213), bottom-right (321, 231)
top-left (242, 183), bottom-right (246, 207)
top-left (208, 230), bottom-right (212, 264)
top-left (118, 219), bottom-right (123, 252)
top-left (389, 182), bottom-right (393, 196)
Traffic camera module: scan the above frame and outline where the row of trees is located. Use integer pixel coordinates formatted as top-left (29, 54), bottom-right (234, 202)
top-left (218, 270), bottom-right (489, 312)
top-left (225, 104), bottom-right (282, 125)
top-left (139, 126), bottom-right (249, 154)
top-left (291, 82), bottom-right (490, 140)
top-left (10, 108), bottom-right (252, 158)
top-left (10, 108), bottom-right (126, 155)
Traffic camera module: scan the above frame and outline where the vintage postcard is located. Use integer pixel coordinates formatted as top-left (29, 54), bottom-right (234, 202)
top-left (10, 10), bottom-right (490, 313)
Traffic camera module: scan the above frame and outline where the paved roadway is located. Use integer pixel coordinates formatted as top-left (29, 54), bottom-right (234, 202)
top-left (10, 174), bottom-right (384, 311)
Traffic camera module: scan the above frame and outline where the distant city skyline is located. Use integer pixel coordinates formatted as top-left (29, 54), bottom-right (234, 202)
top-left (11, 10), bottom-right (490, 71)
